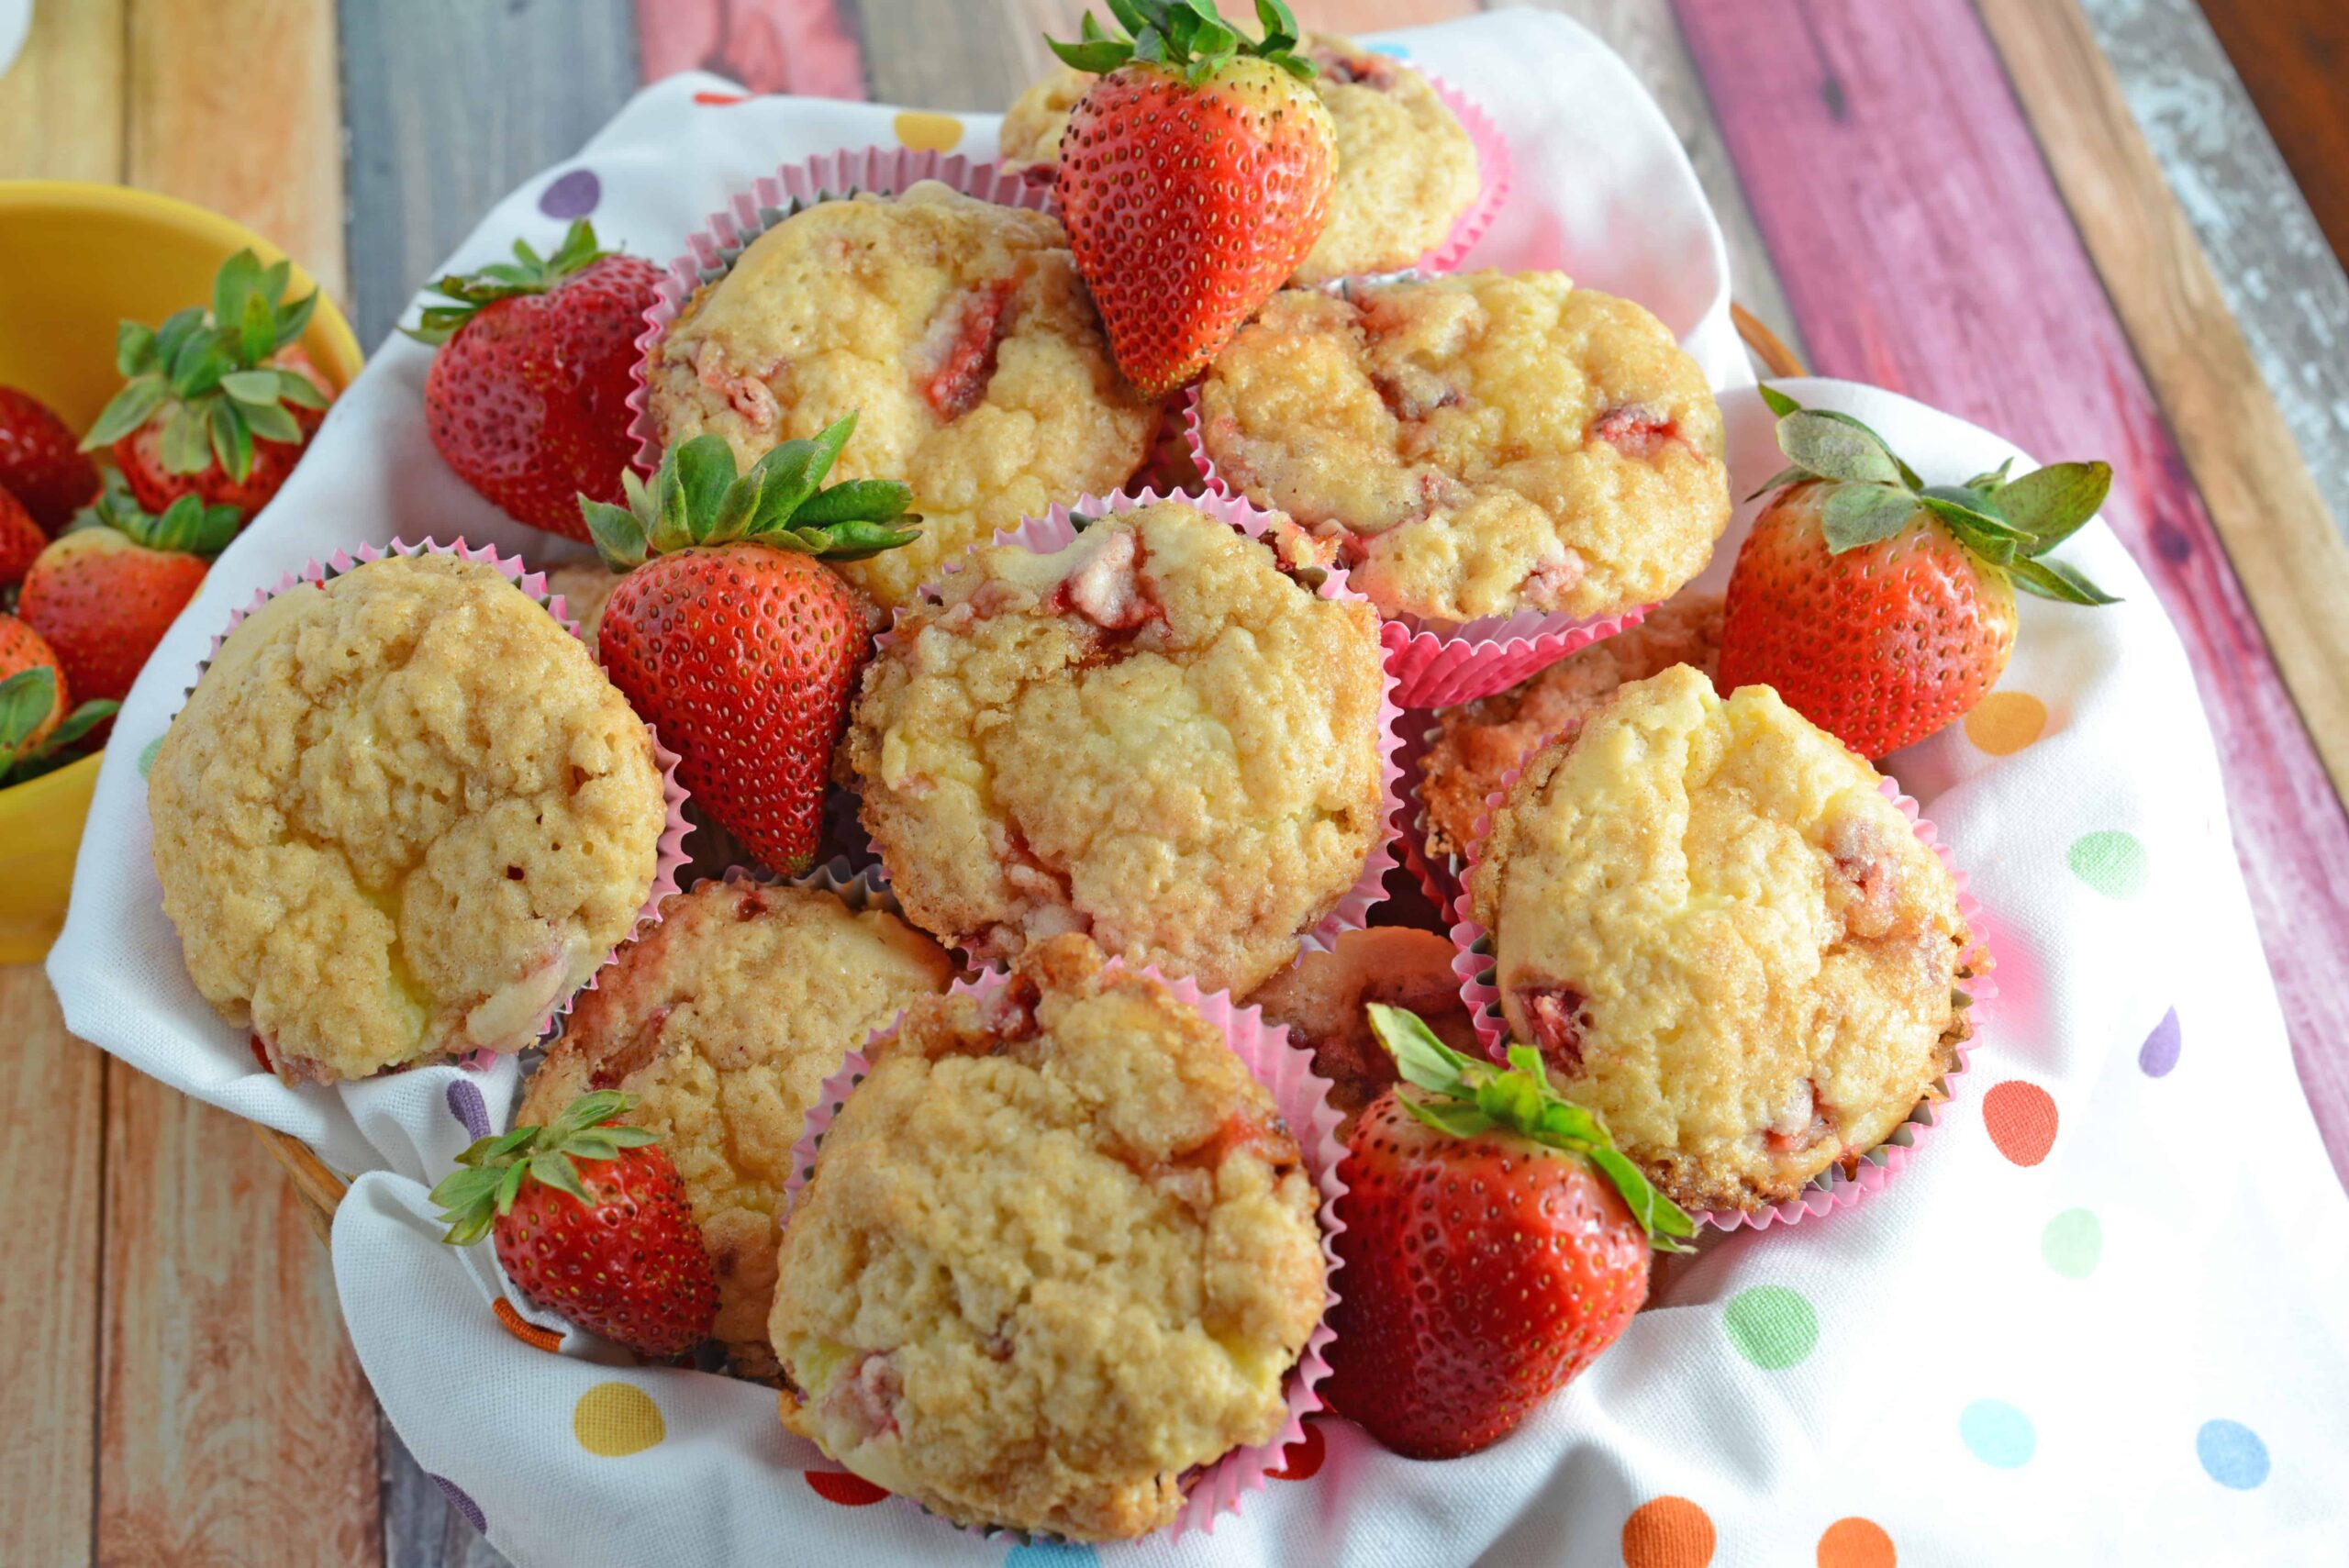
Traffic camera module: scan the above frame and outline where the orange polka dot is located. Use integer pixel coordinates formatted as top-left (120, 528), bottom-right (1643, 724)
top-left (1270, 1419), bottom-right (1326, 1481)
top-left (806, 1470), bottom-right (888, 1507)
top-left (894, 110), bottom-right (964, 153)
top-left (1621, 1496), bottom-right (1715, 1568)
top-left (692, 90), bottom-right (748, 106)
top-left (1964, 691), bottom-right (2047, 756)
top-left (1818, 1517), bottom-right (1896, 1568)
top-left (492, 1297), bottom-right (564, 1354)
top-left (1983, 1080), bottom-right (2059, 1166)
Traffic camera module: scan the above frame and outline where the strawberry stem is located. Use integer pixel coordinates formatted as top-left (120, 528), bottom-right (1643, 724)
top-left (429, 1089), bottom-right (663, 1247)
top-left (1046, 0), bottom-right (1315, 85)
top-left (404, 220), bottom-right (612, 346)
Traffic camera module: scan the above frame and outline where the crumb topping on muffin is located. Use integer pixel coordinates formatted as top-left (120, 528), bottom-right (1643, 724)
top-left (1246, 926), bottom-right (1478, 1137)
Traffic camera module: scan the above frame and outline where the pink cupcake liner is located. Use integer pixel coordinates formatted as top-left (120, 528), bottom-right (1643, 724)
top-left (627, 147), bottom-right (1050, 475)
top-left (1450, 769), bottom-right (1994, 1231)
top-left (784, 960), bottom-right (1347, 1540)
top-left (877, 485), bottom-right (1404, 961)
top-left (194, 538), bottom-right (694, 1080)
top-left (1180, 385), bottom-right (1653, 707)
top-left (1417, 72), bottom-right (1511, 273)
top-left (1394, 714), bottom-right (1470, 925)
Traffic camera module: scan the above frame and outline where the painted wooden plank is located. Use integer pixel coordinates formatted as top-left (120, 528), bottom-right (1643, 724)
top-left (338, 0), bottom-right (640, 350)
top-left (381, 1418), bottom-right (514, 1568)
top-left (1673, 0), bottom-right (2349, 1186)
top-left (2194, 0), bottom-right (2349, 270)
top-left (0, 0), bottom-right (125, 180)
top-left (0, 973), bottom-right (105, 1568)
top-left (634, 0), bottom-right (869, 99)
top-left (2078, 0), bottom-right (2349, 548)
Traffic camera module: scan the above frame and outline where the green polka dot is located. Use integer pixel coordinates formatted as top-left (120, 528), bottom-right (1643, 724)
top-left (1723, 1284), bottom-right (1818, 1370)
top-left (2041, 1207), bottom-right (2101, 1278)
top-left (137, 736), bottom-right (162, 777)
top-left (2068, 830), bottom-right (2148, 898)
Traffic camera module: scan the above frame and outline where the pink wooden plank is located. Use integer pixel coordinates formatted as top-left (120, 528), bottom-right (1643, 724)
top-left (633, 0), bottom-right (868, 100)
top-left (1675, 0), bottom-right (2349, 1186)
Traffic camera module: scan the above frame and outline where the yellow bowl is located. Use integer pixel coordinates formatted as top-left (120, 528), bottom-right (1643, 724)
top-left (0, 182), bottom-right (364, 963)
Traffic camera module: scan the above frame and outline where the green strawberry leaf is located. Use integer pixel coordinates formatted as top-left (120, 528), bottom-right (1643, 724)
top-left (1778, 409), bottom-right (1901, 487)
top-left (0, 667), bottom-right (57, 764)
top-left (403, 220), bottom-right (610, 345)
top-left (161, 406), bottom-right (213, 475)
top-left (220, 369), bottom-right (284, 406)
top-left (1820, 481), bottom-right (1920, 553)
top-left (212, 250), bottom-right (263, 339)
top-left (208, 401), bottom-right (255, 482)
top-left (239, 398), bottom-right (302, 446)
top-left (1397, 1093), bottom-right (1496, 1141)
top-left (81, 375), bottom-right (171, 450)
top-left (116, 319), bottom-right (159, 378)
top-left (1998, 461), bottom-right (2111, 552)
top-left (669, 434), bottom-right (740, 545)
top-left (40, 699), bottom-right (119, 753)
top-left (791, 478), bottom-right (915, 528)
top-left (1757, 383), bottom-right (1802, 418)
top-left (1366, 1003), bottom-right (1478, 1095)
top-left (1743, 463), bottom-right (1809, 504)
top-left (274, 369), bottom-right (329, 411)
top-left (1047, 37), bottom-right (1132, 72)
top-left (2008, 553), bottom-right (2120, 606)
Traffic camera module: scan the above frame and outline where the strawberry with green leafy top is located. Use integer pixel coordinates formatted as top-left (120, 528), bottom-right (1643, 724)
top-left (1323, 1006), bottom-right (1694, 1460)
top-left (82, 250), bottom-right (332, 522)
top-left (432, 1090), bottom-right (718, 1359)
top-left (1717, 386), bottom-right (2117, 758)
top-left (1048, 0), bottom-right (1335, 396)
top-left (17, 477), bottom-right (240, 704)
top-left (0, 614), bottom-right (114, 785)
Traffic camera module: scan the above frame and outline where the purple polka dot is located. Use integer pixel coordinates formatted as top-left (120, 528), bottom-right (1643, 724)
top-left (2139, 1007), bottom-right (2181, 1077)
top-left (539, 168), bottom-right (601, 220)
top-left (445, 1079), bottom-right (492, 1140)
top-left (429, 1473), bottom-right (487, 1534)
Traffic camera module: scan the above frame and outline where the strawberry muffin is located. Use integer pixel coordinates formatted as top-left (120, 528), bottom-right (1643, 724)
top-left (771, 934), bottom-right (1326, 1540)
top-left (641, 182), bottom-right (1158, 607)
top-left (1246, 926), bottom-right (1477, 1137)
top-left (998, 34), bottom-right (1477, 284)
top-left (1467, 665), bottom-right (1971, 1214)
top-left (150, 554), bottom-right (668, 1083)
top-left (518, 876), bottom-right (952, 1376)
top-left (847, 500), bottom-right (1389, 996)
top-left (1195, 272), bottom-right (1730, 626)
top-left (1419, 593), bottom-right (1724, 860)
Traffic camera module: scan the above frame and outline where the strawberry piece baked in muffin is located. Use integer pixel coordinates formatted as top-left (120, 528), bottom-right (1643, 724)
top-left (1246, 926), bottom-right (1478, 1137)
top-left (771, 933), bottom-right (1326, 1541)
top-left (1196, 272), bottom-right (1730, 626)
top-left (846, 500), bottom-right (1390, 996)
top-left (998, 33), bottom-right (1477, 284)
top-left (518, 877), bottom-right (952, 1377)
top-left (149, 555), bottom-right (668, 1083)
top-left (1468, 665), bottom-right (1972, 1214)
top-left (641, 182), bottom-right (1158, 608)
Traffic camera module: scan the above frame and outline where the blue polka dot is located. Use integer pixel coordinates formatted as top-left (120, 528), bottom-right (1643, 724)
top-left (429, 1473), bottom-right (486, 1533)
top-left (2139, 1006), bottom-right (2181, 1077)
top-left (445, 1079), bottom-right (491, 1140)
top-left (2197, 1419), bottom-right (2269, 1489)
top-left (1959, 1399), bottom-right (2036, 1468)
top-left (539, 168), bottom-right (601, 220)
top-left (1006, 1544), bottom-right (1098, 1564)
top-left (1368, 42), bottom-right (1410, 59)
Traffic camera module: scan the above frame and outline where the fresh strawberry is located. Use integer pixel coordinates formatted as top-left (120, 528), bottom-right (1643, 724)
top-left (1323, 1006), bottom-right (1694, 1460)
top-left (0, 487), bottom-right (43, 587)
top-left (0, 386), bottom-right (100, 534)
top-left (431, 1090), bottom-right (718, 1358)
top-left (1049, 0), bottom-right (1336, 396)
top-left (409, 221), bottom-right (663, 541)
top-left (17, 477), bottom-right (239, 704)
top-left (82, 250), bottom-right (333, 522)
top-left (583, 414), bottom-right (918, 874)
top-left (1717, 387), bottom-right (2116, 757)
top-left (0, 614), bottom-right (115, 784)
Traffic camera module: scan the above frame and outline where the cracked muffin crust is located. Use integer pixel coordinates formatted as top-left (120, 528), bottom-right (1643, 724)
top-left (641, 181), bottom-right (1158, 608)
top-left (1419, 593), bottom-right (1724, 860)
top-left (1195, 272), bottom-right (1730, 625)
top-left (846, 501), bottom-right (1390, 996)
top-left (997, 34), bottom-right (1477, 284)
top-left (150, 555), bottom-right (667, 1084)
top-left (1468, 665), bottom-right (1969, 1213)
top-left (1245, 926), bottom-right (1478, 1139)
top-left (771, 934), bottom-right (1326, 1541)
top-left (518, 878), bottom-right (953, 1377)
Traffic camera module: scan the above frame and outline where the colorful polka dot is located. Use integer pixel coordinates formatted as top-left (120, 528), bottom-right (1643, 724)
top-left (137, 735), bottom-right (161, 777)
top-left (1984, 1080), bottom-right (2059, 1166)
top-left (2068, 829), bottom-right (2148, 898)
top-left (1620, 1496), bottom-right (1716, 1568)
top-left (538, 168), bottom-right (601, 220)
top-left (573, 1381), bottom-right (663, 1456)
top-left (2139, 1006), bottom-right (2182, 1077)
top-left (1270, 1418), bottom-right (1325, 1480)
top-left (429, 1473), bottom-right (486, 1534)
top-left (1958, 1399), bottom-right (2035, 1468)
top-left (1723, 1284), bottom-right (1819, 1370)
top-left (1006, 1542), bottom-right (1099, 1564)
top-left (2041, 1208), bottom-right (2101, 1278)
top-left (1369, 42), bottom-right (1411, 59)
top-left (1816, 1517), bottom-right (1895, 1568)
top-left (2196, 1419), bottom-right (2269, 1489)
top-left (1964, 690), bottom-right (2047, 755)
top-left (692, 89), bottom-right (749, 106)
top-left (805, 1469), bottom-right (888, 1506)
top-left (894, 110), bottom-right (964, 153)
top-left (493, 1297), bottom-right (565, 1354)
top-left (445, 1078), bottom-right (491, 1139)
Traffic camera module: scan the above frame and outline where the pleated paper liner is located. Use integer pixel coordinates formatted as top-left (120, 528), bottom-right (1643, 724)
top-left (1417, 71), bottom-right (1512, 272)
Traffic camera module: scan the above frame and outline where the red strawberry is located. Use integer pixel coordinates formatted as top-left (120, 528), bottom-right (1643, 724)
top-left (0, 386), bottom-right (100, 534)
top-left (431, 1090), bottom-right (718, 1358)
top-left (17, 479), bottom-right (239, 704)
top-left (1323, 1006), bottom-right (1694, 1460)
top-left (0, 487), bottom-right (43, 587)
top-left (0, 614), bottom-right (114, 783)
top-left (1050, 1), bottom-right (1335, 396)
top-left (1717, 387), bottom-right (2115, 757)
top-left (410, 221), bottom-right (663, 541)
top-left (583, 414), bottom-right (919, 873)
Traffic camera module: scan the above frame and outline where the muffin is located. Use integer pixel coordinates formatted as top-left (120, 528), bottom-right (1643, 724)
top-left (1195, 272), bottom-right (1730, 626)
top-left (998, 34), bottom-right (1477, 284)
top-left (847, 500), bottom-right (1389, 996)
top-left (518, 877), bottom-right (953, 1376)
top-left (542, 560), bottom-right (627, 647)
top-left (772, 934), bottom-right (1326, 1540)
top-left (641, 181), bottom-right (1158, 607)
top-left (150, 554), bottom-right (668, 1083)
top-left (1419, 593), bottom-right (1724, 860)
top-left (1246, 926), bottom-right (1478, 1137)
top-left (1467, 665), bottom-right (1971, 1213)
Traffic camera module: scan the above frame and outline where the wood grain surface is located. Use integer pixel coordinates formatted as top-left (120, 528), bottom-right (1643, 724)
top-left (2196, 0), bottom-right (2349, 270)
